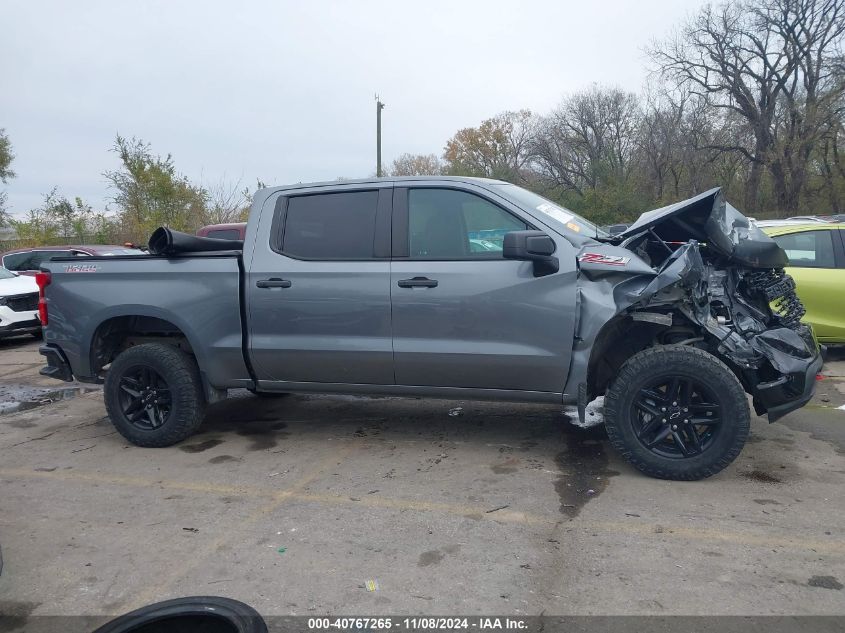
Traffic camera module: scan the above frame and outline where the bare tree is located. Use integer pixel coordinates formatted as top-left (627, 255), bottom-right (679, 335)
top-left (388, 153), bottom-right (445, 176)
top-left (0, 191), bottom-right (10, 228)
top-left (766, 0), bottom-right (845, 211)
top-left (638, 89), bottom-right (689, 200)
top-left (532, 86), bottom-right (640, 194)
top-left (649, 0), bottom-right (845, 213)
top-left (202, 177), bottom-right (251, 225)
top-left (0, 129), bottom-right (15, 227)
top-left (443, 110), bottom-right (537, 182)
top-left (817, 116), bottom-right (845, 211)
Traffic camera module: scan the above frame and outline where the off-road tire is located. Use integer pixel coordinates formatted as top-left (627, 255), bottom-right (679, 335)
top-left (104, 343), bottom-right (206, 447)
top-left (604, 345), bottom-right (749, 480)
top-left (92, 596), bottom-right (267, 633)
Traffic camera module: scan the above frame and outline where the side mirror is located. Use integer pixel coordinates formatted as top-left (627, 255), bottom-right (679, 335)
top-left (502, 230), bottom-right (559, 277)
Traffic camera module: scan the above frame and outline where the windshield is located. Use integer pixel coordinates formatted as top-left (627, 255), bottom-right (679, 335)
top-left (0, 267), bottom-right (15, 279)
top-left (491, 183), bottom-right (607, 238)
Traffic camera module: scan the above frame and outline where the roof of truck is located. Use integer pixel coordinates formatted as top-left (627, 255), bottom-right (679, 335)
top-left (258, 176), bottom-right (509, 195)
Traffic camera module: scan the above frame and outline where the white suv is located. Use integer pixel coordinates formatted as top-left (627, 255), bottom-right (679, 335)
top-left (0, 267), bottom-right (40, 338)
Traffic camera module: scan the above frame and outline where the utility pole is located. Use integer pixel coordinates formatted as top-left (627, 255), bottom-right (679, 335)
top-left (375, 95), bottom-right (385, 177)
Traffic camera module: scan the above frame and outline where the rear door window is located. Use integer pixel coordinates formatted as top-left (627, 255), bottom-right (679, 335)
top-left (280, 191), bottom-right (379, 259)
top-left (771, 231), bottom-right (836, 268)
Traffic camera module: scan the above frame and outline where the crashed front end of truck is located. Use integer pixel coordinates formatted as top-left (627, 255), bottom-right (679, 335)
top-left (574, 187), bottom-right (822, 423)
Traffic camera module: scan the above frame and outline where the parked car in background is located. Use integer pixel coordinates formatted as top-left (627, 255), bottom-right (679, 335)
top-left (819, 214), bottom-right (845, 222)
top-left (196, 223), bottom-right (247, 240)
top-left (786, 216), bottom-right (832, 223)
top-left (761, 223), bottom-right (845, 344)
top-left (601, 223), bottom-right (631, 235)
top-left (0, 266), bottom-right (41, 338)
top-left (1, 245), bottom-right (145, 275)
top-left (755, 219), bottom-right (824, 228)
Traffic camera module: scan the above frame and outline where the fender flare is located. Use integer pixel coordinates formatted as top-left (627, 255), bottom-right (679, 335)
top-left (84, 304), bottom-right (209, 379)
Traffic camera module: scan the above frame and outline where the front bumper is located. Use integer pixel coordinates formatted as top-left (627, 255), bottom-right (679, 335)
top-left (0, 316), bottom-right (41, 337)
top-left (39, 344), bottom-right (74, 382)
top-left (753, 347), bottom-right (823, 423)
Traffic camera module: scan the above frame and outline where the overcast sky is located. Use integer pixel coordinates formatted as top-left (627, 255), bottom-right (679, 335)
top-left (1, 0), bottom-right (707, 217)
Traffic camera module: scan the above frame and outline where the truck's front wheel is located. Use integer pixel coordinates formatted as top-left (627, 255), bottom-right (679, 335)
top-left (104, 343), bottom-right (206, 447)
top-left (604, 345), bottom-right (750, 480)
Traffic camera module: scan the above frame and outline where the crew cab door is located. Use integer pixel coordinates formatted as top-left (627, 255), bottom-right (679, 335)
top-left (246, 183), bottom-right (394, 385)
top-left (389, 183), bottom-right (577, 394)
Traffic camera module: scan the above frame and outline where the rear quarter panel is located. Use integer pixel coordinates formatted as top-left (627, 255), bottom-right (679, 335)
top-left (41, 255), bottom-right (248, 387)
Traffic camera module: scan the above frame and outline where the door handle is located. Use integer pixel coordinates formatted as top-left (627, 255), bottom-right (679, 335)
top-left (256, 278), bottom-right (292, 289)
top-left (397, 277), bottom-right (438, 288)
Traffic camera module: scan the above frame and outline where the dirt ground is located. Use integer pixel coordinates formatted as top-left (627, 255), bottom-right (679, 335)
top-left (0, 337), bottom-right (843, 628)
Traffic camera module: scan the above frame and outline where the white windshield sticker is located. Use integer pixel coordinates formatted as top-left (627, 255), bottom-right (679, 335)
top-left (536, 203), bottom-right (574, 225)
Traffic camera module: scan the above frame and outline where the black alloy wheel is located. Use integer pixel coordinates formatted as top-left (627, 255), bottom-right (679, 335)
top-left (632, 376), bottom-right (721, 459)
top-left (604, 345), bottom-right (750, 480)
top-left (104, 343), bottom-right (206, 447)
top-left (117, 365), bottom-right (173, 430)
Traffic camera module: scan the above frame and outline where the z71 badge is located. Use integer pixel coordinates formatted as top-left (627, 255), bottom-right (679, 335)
top-left (63, 264), bottom-right (100, 273)
top-left (578, 252), bottom-right (630, 266)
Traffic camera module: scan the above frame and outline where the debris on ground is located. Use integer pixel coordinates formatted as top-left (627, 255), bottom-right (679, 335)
top-left (182, 527), bottom-right (199, 533)
top-left (485, 504), bottom-right (510, 514)
top-left (562, 396), bottom-right (605, 429)
top-left (0, 384), bottom-right (100, 416)
top-left (277, 547), bottom-right (287, 554)
top-left (448, 407), bottom-right (463, 417)
top-left (365, 579), bottom-right (379, 592)
top-left (808, 575), bottom-right (843, 590)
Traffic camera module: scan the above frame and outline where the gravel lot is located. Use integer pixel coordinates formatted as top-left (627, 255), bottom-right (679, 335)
top-left (0, 337), bottom-right (843, 627)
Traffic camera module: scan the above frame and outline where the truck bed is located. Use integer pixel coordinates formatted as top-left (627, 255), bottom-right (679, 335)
top-left (41, 252), bottom-right (250, 388)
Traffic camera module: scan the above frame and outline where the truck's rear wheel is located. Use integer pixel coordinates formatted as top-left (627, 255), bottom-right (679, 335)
top-left (604, 345), bottom-right (749, 480)
top-left (104, 343), bottom-right (206, 447)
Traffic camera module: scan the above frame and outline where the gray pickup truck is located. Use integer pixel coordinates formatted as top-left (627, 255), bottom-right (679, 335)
top-left (37, 177), bottom-right (821, 480)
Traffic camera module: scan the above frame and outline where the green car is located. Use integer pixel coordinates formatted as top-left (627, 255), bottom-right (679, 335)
top-left (762, 223), bottom-right (845, 343)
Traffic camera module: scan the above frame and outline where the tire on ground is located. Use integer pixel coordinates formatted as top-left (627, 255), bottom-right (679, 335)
top-left (104, 343), bottom-right (206, 447)
top-left (604, 344), bottom-right (750, 481)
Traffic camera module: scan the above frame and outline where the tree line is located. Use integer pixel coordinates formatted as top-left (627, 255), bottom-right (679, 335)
top-left (0, 133), bottom-right (256, 246)
top-left (389, 0), bottom-right (845, 225)
top-left (2, 0), bottom-right (843, 245)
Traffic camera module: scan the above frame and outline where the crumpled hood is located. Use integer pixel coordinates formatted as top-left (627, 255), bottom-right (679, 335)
top-left (616, 187), bottom-right (788, 269)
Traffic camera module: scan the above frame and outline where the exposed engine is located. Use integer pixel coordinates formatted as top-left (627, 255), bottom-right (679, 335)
top-left (741, 269), bottom-right (806, 330)
top-left (571, 186), bottom-right (821, 423)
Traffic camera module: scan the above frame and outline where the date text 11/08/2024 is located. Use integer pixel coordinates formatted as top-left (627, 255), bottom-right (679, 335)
top-left (307, 617), bottom-right (529, 630)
